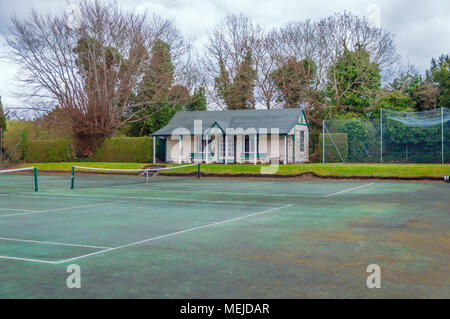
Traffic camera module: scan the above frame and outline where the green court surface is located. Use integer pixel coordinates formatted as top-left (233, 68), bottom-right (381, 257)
top-left (0, 172), bottom-right (449, 298)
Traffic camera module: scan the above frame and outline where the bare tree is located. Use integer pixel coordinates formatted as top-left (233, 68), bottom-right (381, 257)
top-left (6, 0), bottom-right (190, 156)
top-left (202, 14), bottom-right (276, 109)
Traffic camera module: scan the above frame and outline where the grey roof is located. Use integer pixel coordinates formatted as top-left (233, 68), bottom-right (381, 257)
top-left (150, 108), bottom-right (307, 136)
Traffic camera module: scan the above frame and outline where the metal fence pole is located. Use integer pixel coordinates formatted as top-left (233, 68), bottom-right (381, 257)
top-left (380, 109), bottom-right (383, 164)
top-left (442, 107), bottom-right (444, 164)
top-left (322, 120), bottom-right (325, 164)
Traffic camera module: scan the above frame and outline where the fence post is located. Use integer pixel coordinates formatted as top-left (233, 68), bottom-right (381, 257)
top-left (322, 120), bottom-right (325, 164)
top-left (442, 107), bottom-right (444, 164)
top-left (380, 108), bottom-right (383, 164)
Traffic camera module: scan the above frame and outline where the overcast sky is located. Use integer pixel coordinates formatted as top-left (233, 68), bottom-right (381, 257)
top-left (0, 0), bottom-right (449, 107)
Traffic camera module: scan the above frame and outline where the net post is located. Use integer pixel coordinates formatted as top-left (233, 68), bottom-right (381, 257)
top-left (197, 164), bottom-right (201, 179)
top-left (70, 166), bottom-right (75, 189)
top-left (33, 167), bottom-right (38, 192)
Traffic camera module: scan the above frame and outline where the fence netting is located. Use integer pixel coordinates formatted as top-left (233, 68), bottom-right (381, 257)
top-left (322, 108), bottom-right (449, 164)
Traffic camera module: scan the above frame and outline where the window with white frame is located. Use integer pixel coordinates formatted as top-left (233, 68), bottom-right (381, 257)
top-left (300, 131), bottom-right (305, 152)
top-left (196, 136), bottom-right (203, 153)
top-left (226, 135), bottom-right (234, 157)
top-left (217, 135), bottom-right (224, 159)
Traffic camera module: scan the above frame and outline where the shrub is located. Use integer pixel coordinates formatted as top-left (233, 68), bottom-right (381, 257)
top-left (25, 139), bottom-right (73, 162)
top-left (92, 137), bottom-right (152, 163)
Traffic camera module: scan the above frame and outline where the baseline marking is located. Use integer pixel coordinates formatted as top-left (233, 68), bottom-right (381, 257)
top-left (0, 237), bottom-right (111, 249)
top-left (0, 208), bottom-right (32, 212)
top-left (324, 183), bottom-right (375, 197)
top-left (55, 204), bottom-right (293, 264)
top-left (16, 192), bottom-right (284, 207)
top-left (0, 201), bottom-right (128, 218)
top-left (0, 255), bottom-right (60, 264)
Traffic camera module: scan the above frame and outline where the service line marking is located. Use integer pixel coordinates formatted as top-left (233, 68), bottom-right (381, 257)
top-left (56, 204), bottom-right (293, 264)
top-left (0, 201), bottom-right (128, 218)
top-left (324, 183), bottom-right (375, 197)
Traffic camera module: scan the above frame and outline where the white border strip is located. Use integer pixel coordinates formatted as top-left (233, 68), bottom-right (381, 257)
top-left (0, 167), bottom-right (35, 174)
top-left (73, 164), bottom-right (197, 172)
top-left (0, 201), bottom-right (127, 218)
top-left (324, 183), bottom-right (374, 197)
top-left (0, 237), bottom-right (111, 249)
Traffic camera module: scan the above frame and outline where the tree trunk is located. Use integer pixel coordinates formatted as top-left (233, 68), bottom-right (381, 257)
top-left (73, 132), bottom-right (106, 158)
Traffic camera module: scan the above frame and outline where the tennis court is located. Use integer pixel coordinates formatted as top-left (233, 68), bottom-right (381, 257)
top-left (0, 167), bottom-right (449, 298)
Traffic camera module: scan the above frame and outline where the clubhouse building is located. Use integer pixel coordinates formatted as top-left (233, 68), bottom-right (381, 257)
top-left (150, 108), bottom-right (309, 164)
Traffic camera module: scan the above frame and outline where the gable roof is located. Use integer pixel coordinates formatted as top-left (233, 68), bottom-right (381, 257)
top-left (150, 108), bottom-right (307, 136)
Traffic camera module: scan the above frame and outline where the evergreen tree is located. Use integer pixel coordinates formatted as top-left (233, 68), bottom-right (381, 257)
top-left (0, 96), bottom-right (6, 132)
top-left (214, 51), bottom-right (256, 110)
top-left (326, 45), bottom-right (381, 116)
top-left (271, 57), bottom-right (317, 108)
top-left (128, 40), bottom-right (188, 136)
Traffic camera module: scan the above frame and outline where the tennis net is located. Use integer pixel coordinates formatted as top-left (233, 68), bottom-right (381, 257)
top-left (70, 164), bottom-right (200, 189)
top-left (0, 167), bottom-right (38, 193)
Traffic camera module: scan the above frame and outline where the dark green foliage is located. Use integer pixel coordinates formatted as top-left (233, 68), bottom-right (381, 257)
top-left (128, 40), bottom-right (191, 136)
top-left (327, 45), bottom-right (381, 116)
top-left (429, 54), bottom-right (450, 108)
top-left (373, 91), bottom-right (415, 117)
top-left (0, 97), bottom-right (6, 132)
top-left (215, 51), bottom-right (256, 110)
top-left (185, 87), bottom-right (207, 111)
top-left (271, 57), bottom-right (316, 108)
top-left (92, 137), bottom-right (153, 163)
top-left (25, 139), bottom-right (73, 163)
top-left (319, 133), bottom-right (348, 162)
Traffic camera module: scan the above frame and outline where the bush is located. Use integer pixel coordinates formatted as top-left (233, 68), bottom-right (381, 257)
top-left (319, 133), bottom-right (348, 162)
top-left (25, 139), bottom-right (73, 163)
top-left (92, 137), bottom-right (153, 163)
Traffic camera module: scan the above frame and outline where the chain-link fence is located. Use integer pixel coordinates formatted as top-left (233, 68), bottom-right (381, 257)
top-left (321, 108), bottom-right (449, 164)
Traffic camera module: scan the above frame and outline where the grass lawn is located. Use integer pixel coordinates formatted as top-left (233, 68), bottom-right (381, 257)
top-left (18, 162), bottom-right (450, 179)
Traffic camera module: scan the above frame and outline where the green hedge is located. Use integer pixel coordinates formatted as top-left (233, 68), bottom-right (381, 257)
top-left (92, 137), bottom-right (152, 163)
top-left (25, 139), bottom-right (73, 163)
top-left (24, 137), bottom-right (153, 163)
top-left (319, 133), bottom-right (348, 163)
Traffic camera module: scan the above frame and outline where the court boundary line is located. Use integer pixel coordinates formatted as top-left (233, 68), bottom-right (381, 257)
top-left (324, 183), bottom-right (375, 197)
top-left (0, 255), bottom-right (60, 264)
top-left (0, 201), bottom-right (128, 218)
top-left (0, 237), bottom-right (111, 249)
top-left (0, 204), bottom-right (292, 264)
top-left (0, 208), bottom-right (32, 212)
top-left (15, 192), bottom-right (291, 207)
top-left (55, 204), bottom-right (292, 264)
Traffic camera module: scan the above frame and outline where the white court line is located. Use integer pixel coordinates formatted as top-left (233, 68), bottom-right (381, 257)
top-left (55, 204), bottom-right (293, 264)
top-left (0, 208), bottom-right (32, 212)
top-left (0, 255), bottom-right (60, 264)
top-left (0, 201), bottom-right (128, 218)
top-left (324, 183), bottom-right (375, 197)
top-left (0, 237), bottom-right (111, 249)
top-left (15, 192), bottom-right (281, 206)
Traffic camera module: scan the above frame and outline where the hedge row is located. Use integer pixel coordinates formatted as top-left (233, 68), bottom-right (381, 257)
top-left (24, 137), bottom-right (153, 163)
top-left (92, 137), bottom-right (152, 162)
top-left (319, 133), bottom-right (348, 163)
top-left (25, 139), bottom-right (73, 163)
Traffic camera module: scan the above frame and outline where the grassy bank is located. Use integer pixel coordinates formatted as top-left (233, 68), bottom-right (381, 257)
top-left (19, 162), bottom-right (450, 179)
